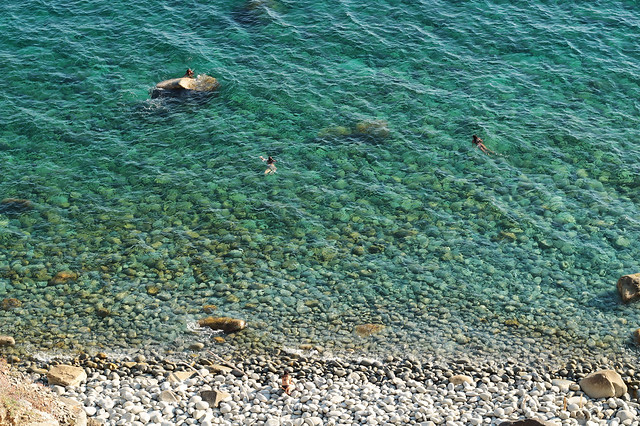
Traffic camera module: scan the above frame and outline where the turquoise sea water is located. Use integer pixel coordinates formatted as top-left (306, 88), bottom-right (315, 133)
top-left (1, 0), bottom-right (640, 360)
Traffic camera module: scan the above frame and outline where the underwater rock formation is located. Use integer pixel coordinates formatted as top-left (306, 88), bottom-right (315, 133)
top-left (318, 119), bottom-right (390, 140)
top-left (0, 198), bottom-right (32, 214)
top-left (198, 317), bottom-right (247, 333)
top-left (233, 0), bottom-right (279, 26)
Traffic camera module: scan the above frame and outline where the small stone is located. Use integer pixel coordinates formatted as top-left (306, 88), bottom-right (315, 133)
top-left (189, 342), bottom-right (205, 351)
top-left (95, 307), bottom-right (111, 318)
top-left (167, 371), bottom-right (194, 383)
top-left (551, 379), bottom-right (574, 392)
top-left (159, 390), bottom-right (180, 403)
top-left (205, 364), bottom-right (233, 375)
top-left (200, 390), bottom-right (231, 408)
top-left (449, 375), bottom-right (474, 385)
top-left (354, 324), bottom-right (385, 337)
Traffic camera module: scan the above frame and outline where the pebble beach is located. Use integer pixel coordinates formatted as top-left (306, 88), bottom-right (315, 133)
top-left (3, 345), bottom-right (637, 426)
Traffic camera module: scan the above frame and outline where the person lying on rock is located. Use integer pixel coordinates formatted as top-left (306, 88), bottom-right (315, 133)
top-left (281, 372), bottom-right (295, 395)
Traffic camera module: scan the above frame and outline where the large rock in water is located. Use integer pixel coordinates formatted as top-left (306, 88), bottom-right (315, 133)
top-left (617, 273), bottom-right (640, 303)
top-left (579, 369), bottom-right (627, 398)
top-left (198, 317), bottom-right (246, 333)
top-left (152, 74), bottom-right (220, 98)
top-left (47, 365), bottom-right (87, 387)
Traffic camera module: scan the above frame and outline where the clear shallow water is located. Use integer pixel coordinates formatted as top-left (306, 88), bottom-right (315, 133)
top-left (1, 0), bottom-right (640, 360)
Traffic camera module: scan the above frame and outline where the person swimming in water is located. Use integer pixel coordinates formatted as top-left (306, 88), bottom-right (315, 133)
top-left (260, 155), bottom-right (277, 174)
top-left (472, 134), bottom-right (495, 155)
top-left (183, 68), bottom-right (194, 78)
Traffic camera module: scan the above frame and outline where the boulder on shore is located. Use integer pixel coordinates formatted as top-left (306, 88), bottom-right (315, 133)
top-left (617, 273), bottom-right (640, 303)
top-left (579, 369), bottom-right (627, 399)
top-left (47, 365), bottom-right (87, 387)
top-left (198, 317), bottom-right (246, 333)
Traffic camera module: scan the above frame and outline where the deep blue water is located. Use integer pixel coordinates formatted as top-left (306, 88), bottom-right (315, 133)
top-left (1, 0), bottom-right (640, 360)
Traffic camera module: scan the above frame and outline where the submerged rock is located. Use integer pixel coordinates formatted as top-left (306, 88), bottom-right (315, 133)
top-left (0, 336), bottom-right (15, 346)
top-left (354, 324), bottom-right (385, 337)
top-left (579, 369), bottom-right (627, 399)
top-left (1, 298), bottom-right (21, 310)
top-left (198, 317), bottom-right (247, 333)
top-left (617, 273), bottom-right (640, 303)
top-left (233, 0), bottom-right (278, 26)
top-left (354, 120), bottom-right (390, 139)
top-left (49, 271), bottom-right (79, 285)
top-left (0, 198), bottom-right (32, 214)
top-left (318, 119), bottom-right (390, 140)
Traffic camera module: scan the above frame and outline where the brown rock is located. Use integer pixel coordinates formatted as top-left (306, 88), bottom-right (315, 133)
top-left (59, 396), bottom-right (88, 426)
top-left (205, 364), bottom-right (233, 375)
top-left (617, 273), bottom-right (640, 303)
top-left (47, 365), bottom-right (87, 387)
top-left (354, 324), bottom-right (385, 337)
top-left (200, 390), bottom-right (231, 408)
top-left (203, 304), bottom-right (217, 313)
top-left (95, 307), bottom-right (111, 318)
top-left (449, 375), bottom-right (474, 385)
top-left (0, 336), bottom-right (15, 346)
top-left (198, 317), bottom-right (246, 333)
top-left (167, 371), bottom-right (194, 383)
top-left (634, 328), bottom-right (640, 345)
top-left (159, 390), bottom-right (180, 403)
top-left (49, 271), bottom-right (79, 285)
top-left (1, 298), bottom-right (22, 310)
top-left (580, 369), bottom-right (627, 399)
